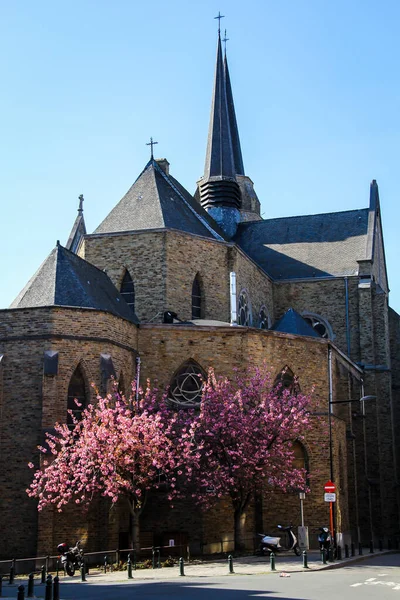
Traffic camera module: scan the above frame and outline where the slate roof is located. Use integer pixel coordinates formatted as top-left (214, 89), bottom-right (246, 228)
top-left (10, 244), bottom-right (139, 323)
top-left (271, 308), bottom-right (321, 338)
top-left (94, 160), bottom-right (226, 240)
top-left (234, 208), bottom-right (370, 279)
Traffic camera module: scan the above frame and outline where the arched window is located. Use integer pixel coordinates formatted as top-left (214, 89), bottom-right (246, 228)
top-left (118, 372), bottom-right (126, 397)
top-left (67, 365), bottom-right (87, 426)
top-left (192, 274), bottom-right (203, 319)
top-left (274, 366), bottom-right (300, 395)
top-left (168, 360), bottom-right (205, 408)
top-left (120, 270), bottom-right (135, 312)
top-left (291, 440), bottom-right (309, 488)
top-left (292, 441), bottom-right (308, 471)
top-left (302, 312), bottom-right (333, 339)
top-left (259, 305), bottom-right (271, 329)
top-left (238, 289), bottom-right (252, 326)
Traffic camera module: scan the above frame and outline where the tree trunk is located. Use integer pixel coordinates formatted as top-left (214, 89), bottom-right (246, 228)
top-left (234, 507), bottom-right (247, 552)
top-left (130, 510), bottom-right (141, 553)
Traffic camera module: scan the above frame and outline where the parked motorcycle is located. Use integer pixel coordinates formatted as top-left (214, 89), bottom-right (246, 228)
top-left (317, 526), bottom-right (337, 558)
top-left (317, 527), bottom-right (332, 551)
top-left (258, 524), bottom-right (301, 556)
top-left (57, 540), bottom-right (84, 576)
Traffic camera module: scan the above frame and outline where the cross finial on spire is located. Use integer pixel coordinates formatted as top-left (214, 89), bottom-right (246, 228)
top-left (146, 137), bottom-right (158, 160)
top-left (78, 194), bottom-right (84, 213)
top-left (223, 29), bottom-right (229, 53)
top-left (214, 11), bottom-right (225, 34)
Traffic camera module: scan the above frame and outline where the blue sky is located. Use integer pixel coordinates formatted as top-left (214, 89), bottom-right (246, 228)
top-left (1, 0), bottom-right (399, 313)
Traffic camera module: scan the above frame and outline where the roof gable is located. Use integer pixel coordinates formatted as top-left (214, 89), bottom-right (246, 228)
top-left (10, 244), bottom-right (138, 323)
top-left (94, 160), bottom-right (226, 240)
top-left (271, 308), bottom-right (321, 338)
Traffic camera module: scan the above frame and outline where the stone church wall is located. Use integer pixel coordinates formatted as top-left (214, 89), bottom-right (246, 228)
top-left (138, 325), bottom-right (353, 549)
top-left (230, 247), bottom-right (274, 328)
top-left (273, 277), bottom-right (361, 360)
top-left (0, 306), bottom-right (138, 559)
top-left (80, 231), bottom-right (167, 323)
top-left (164, 232), bottom-right (230, 322)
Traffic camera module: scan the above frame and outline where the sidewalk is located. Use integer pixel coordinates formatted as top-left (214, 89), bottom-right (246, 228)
top-left (1, 549), bottom-right (392, 597)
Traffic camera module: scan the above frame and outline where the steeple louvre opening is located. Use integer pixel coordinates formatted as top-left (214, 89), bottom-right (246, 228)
top-left (199, 178), bottom-right (241, 210)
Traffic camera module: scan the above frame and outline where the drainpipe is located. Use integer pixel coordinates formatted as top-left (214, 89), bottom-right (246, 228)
top-left (230, 272), bottom-right (237, 326)
top-left (135, 355), bottom-right (141, 411)
top-left (345, 277), bottom-right (351, 358)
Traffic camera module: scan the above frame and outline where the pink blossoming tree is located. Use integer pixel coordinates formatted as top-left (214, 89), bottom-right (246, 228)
top-left (27, 384), bottom-right (192, 551)
top-left (183, 366), bottom-right (314, 551)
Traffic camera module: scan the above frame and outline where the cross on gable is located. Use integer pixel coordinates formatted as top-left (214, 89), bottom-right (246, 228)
top-left (146, 137), bottom-right (158, 160)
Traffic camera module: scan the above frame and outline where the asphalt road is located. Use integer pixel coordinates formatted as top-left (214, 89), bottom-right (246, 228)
top-left (5, 554), bottom-right (400, 599)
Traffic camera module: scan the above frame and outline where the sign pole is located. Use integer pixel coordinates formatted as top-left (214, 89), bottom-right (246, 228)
top-left (329, 502), bottom-right (334, 539)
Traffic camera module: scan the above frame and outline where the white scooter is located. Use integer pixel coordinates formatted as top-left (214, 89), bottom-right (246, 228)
top-left (258, 524), bottom-right (301, 556)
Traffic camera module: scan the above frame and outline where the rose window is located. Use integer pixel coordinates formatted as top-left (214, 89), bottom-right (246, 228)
top-left (168, 361), bottom-right (204, 408)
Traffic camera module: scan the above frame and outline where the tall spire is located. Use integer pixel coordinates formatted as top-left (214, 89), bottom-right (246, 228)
top-left (198, 27), bottom-right (241, 238)
top-left (224, 51), bottom-right (245, 176)
top-left (203, 30), bottom-right (237, 181)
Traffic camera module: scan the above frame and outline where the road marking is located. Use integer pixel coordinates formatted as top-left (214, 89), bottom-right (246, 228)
top-left (351, 578), bottom-right (400, 591)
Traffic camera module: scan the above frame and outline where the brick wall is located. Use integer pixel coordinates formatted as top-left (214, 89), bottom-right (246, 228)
top-left (0, 306), bottom-right (137, 559)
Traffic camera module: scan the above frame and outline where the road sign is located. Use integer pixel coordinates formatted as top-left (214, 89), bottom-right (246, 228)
top-left (324, 492), bottom-right (336, 502)
top-left (324, 480), bottom-right (336, 493)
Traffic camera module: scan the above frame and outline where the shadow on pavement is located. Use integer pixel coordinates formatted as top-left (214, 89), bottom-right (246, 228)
top-left (33, 579), bottom-right (308, 600)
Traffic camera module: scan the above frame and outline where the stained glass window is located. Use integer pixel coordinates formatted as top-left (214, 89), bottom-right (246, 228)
top-left (238, 290), bottom-right (252, 326)
top-left (192, 274), bottom-right (202, 319)
top-left (259, 305), bottom-right (270, 329)
top-left (302, 314), bottom-right (331, 339)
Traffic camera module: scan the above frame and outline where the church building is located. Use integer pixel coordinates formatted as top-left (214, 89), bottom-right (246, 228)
top-left (1, 26), bottom-right (399, 559)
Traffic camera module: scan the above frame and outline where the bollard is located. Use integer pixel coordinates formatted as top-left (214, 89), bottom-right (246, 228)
top-left (45, 575), bottom-right (52, 600)
top-left (17, 584), bottom-right (25, 600)
top-left (351, 542), bottom-right (355, 557)
top-left (228, 555), bottom-right (234, 574)
top-left (369, 540), bottom-right (374, 553)
top-left (104, 555), bottom-right (107, 574)
top-left (358, 543), bottom-right (363, 556)
top-left (80, 563), bottom-right (86, 582)
top-left (127, 554), bottom-right (133, 579)
top-left (9, 562), bottom-right (14, 585)
top-left (379, 539), bottom-right (383, 552)
top-left (53, 575), bottom-right (60, 600)
top-left (41, 564), bottom-right (46, 584)
top-left (157, 549), bottom-right (161, 569)
top-left (152, 547), bottom-right (156, 570)
top-left (328, 547), bottom-right (334, 562)
top-left (345, 544), bottom-right (349, 558)
top-left (270, 552), bottom-right (276, 571)
top-left (179, 557), bottom-right (185, 576)
top-left (302, 550), bottom-right (308, 569)
top-left (27, 573), bottom-right (35, 598)
top-left (337, 545), bottom-right (342, 560)
top-left (321, 548), bottom-right (327, 564)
